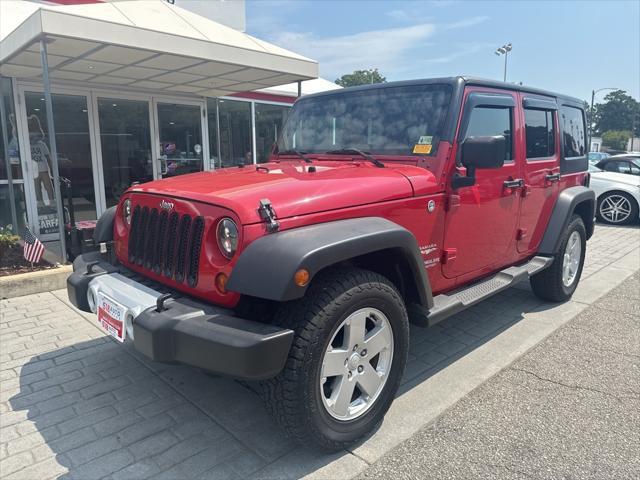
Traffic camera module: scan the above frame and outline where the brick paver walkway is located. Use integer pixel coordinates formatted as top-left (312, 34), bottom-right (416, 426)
top-left (1, 224), bottom-right (638, 479)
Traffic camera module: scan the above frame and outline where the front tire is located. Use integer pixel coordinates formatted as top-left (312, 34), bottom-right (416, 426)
top-left (261, 267), bottom-right (409, 451)
top-left (530, 214), bottom-right (586, 302)
top-left (596, 191), bottom-right (638, 225)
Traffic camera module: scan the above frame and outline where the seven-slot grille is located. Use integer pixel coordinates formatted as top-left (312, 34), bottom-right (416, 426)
top-left (127, 205), bottom-right (205, 287)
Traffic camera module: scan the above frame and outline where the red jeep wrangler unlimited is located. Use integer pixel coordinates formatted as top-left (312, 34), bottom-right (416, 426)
top-left (68, 77), bottom-right (595, 451)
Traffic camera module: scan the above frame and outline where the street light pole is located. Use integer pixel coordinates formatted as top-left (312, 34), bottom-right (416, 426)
top-left (589, 87), bottom-right (617, 146)
top-left (494, 43), bottom-right (512, 82)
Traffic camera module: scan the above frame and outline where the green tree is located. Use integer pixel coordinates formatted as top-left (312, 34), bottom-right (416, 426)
top-left (601, 130), bottom-right (632, 150)
top-left (335, 69), bottom-right (387, 87)
top-left (594, 90), bottom-right (640, 136)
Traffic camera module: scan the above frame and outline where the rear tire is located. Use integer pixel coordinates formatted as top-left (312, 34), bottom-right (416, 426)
top-left (261, 267), bottom-right (409, 452)
top-left (530, 214), bottom-right (586, 302)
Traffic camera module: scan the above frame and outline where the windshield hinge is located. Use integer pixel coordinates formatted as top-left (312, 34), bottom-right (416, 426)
top-left (258, 198), bottom-right (279, 232)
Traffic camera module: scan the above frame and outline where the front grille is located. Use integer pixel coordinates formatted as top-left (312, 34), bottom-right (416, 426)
top-left (128, 206), bottom-right (205, 287)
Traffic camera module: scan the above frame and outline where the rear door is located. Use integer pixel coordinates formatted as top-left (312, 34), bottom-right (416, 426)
top-left (442, 88), bottom-right (521, 279)
top-left (517, 94), bottom-right (561, 253)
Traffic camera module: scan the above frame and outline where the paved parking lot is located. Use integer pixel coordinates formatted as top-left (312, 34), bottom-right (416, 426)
top-left (1, 224), bottom-right (639, 480)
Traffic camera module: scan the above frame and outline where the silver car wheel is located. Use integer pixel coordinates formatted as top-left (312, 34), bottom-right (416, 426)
top-left (562, 230), bottom-right (582, 287)
top-left (599, 194), bottom-right (632, 224)
top-left (320, 307), bottom-right (394, 421)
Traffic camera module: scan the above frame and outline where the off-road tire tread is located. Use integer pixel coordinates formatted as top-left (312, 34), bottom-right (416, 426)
top-left (530, 214), bottom-right (586, 302)
top-left (260, 267), bottom-right (408, 451)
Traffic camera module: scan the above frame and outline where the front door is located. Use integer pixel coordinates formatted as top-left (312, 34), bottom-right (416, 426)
top-left (442, 89), bottom-right (522, 279)
top-left (154, 100), bottom-right (206, 179)
top-left (95, 97), bottom-right (154, 208)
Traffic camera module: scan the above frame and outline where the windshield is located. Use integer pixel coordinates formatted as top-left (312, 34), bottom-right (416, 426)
top-left (277, 84), bottom-right (452, 156)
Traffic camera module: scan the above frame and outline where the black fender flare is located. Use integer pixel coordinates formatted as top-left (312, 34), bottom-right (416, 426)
top-left (93, 206), bottom-right (116, 244)
top-left (538, 186), bottom-right (595, 255)
top-left (226, 217), bottom-right (433, 308)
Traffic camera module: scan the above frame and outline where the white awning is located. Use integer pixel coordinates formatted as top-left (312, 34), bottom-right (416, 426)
top-left (0, 0), bottom-right (318, 97)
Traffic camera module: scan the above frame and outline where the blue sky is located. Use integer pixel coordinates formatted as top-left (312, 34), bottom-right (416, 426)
top-left (246, 0), bottom-right (640, 103)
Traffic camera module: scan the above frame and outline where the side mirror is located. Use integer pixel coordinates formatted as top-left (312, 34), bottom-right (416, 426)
top-left (452, 135), bottom-right (506, 189)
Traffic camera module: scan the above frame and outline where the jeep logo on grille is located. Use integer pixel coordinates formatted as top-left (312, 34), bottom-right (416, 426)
top-left (159, 200), bottom-right (174, 211)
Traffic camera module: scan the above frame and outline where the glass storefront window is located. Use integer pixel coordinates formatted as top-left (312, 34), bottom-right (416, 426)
top-left (0, 184), bottom-right (27, 232)
top-left (156, 102), bottom-right (203, 178)
top-left (207, 98), bottom-right (219, 170)
top-left (98, 98), bottom-right (153, 207)
top-left (25, 92), bottom-right (97, 234)
top-left (1, 78), bottom-right (22, 181)
top-left (218, 99), bottom-right (252, 167)
top-left (255, 103), bottom-right (290, 163)
top-left (1, 78), bottom-right (27, 232)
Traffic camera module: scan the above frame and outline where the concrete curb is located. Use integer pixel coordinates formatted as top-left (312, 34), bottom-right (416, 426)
top-left (0, 264), bottom-right (72, 299)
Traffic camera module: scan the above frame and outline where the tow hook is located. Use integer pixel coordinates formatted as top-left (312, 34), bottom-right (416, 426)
top-left (258, 199), bottom-right (280, 232)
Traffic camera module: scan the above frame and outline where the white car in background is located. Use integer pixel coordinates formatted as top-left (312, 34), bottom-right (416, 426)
top-left (589, 165), bottom-right (640, 225)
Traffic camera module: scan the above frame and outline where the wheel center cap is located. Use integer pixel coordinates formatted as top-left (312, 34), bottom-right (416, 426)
top-left (348, 353), bottom-right (360, 370)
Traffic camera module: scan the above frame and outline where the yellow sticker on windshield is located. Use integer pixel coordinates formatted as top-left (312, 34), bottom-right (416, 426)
top-left (413, 144), bottom-right (432, 154)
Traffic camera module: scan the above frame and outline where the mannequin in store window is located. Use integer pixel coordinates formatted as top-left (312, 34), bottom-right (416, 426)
top-left (27, 114), bottom-right (55, 208)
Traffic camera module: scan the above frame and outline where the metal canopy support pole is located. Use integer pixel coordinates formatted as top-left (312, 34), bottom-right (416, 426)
top-left (297, 80), bottom-right (302, 98)
top-left (0, 77), bottom-right (18, 233)
top-left (40, 38), bottom-right (67, 264)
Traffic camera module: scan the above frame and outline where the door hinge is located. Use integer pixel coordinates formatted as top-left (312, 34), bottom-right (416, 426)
top-left (441, 248), bottom-right (457, 264)
top-left (258, 198), bottom-right (279, 232)
top-left (445, 195), bottom-right (460, 212)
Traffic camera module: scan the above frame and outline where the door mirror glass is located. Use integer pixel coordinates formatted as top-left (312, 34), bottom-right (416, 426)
top-left (461, 135), bottom-right (506, 170)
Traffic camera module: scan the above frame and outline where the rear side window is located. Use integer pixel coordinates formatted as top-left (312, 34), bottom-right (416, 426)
top-left (525, 109), bottom-right (555, 159)
top-left (560, 106), bottom-right (586, 158)
top-left (465, 106), bottom-right (512, 161)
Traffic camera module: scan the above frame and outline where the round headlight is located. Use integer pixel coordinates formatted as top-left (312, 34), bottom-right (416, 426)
top-left (122, 199), bottom-right (132, 226)
top-left (217, 218), bottom-right (238, 259)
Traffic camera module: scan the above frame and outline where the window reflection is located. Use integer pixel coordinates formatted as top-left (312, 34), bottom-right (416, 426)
top-left (98, 98), bottom-right (153, 207)
top-left (218, 99), bottom-right (252, 168)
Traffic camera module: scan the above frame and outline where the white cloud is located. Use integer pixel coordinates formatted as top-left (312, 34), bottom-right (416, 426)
top-left (267, 24), bottom-right (437, 79)
top-left (444, 15), bottom-right (490, 30)
top-left (421, 42), bottom-right (495, 64)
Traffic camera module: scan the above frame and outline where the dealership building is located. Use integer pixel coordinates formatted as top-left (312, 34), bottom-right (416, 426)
top-left (0, 0), bottom-right (336, 254)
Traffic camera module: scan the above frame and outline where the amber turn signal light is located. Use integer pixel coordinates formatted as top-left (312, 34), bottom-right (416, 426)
top-left (294, 268), bottom-right (310, 287)
top-left (215, 273), bottom-right (228, 293)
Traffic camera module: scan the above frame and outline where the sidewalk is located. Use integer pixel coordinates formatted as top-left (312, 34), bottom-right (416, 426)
top-left (358, 271), bottom-right (640, 480)
top-left (1, 224), bottom-right (639, 479)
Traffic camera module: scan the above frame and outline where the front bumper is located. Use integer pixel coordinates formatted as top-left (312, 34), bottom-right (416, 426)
top-left (67, 251), bottom-right (293, 380)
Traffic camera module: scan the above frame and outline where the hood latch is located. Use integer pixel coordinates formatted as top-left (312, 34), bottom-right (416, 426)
top-left (258, 198), bottom-right (279, 232)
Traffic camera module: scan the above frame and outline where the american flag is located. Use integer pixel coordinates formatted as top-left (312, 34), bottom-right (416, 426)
top-left (23, 227), bottom-right (45, 264)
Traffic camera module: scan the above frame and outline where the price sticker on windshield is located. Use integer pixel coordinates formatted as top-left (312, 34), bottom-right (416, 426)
top-left (413, 144), bottom-right (432, 154)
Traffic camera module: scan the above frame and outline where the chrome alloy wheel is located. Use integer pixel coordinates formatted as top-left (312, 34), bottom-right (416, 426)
top-left (599, 194), bottom-right (632, 224)
top-left (562, 231), bottom-right (582, 287)
top-left (320, 308), bottom-right (394, 421)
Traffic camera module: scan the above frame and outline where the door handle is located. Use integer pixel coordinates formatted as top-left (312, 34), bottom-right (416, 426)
top-left (545, 173), bottom-right (561, 182)
top-left (503, 179), bottom-right (524, 189)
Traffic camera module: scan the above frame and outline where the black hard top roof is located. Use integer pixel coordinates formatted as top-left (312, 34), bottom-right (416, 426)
top-left (301, 76), bottom-right (585, 106)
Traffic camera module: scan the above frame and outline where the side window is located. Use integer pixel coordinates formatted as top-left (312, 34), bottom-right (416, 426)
top-left (524, 108), bottom-right (555, 159)
top-left (630, 163), bottom-right (640, 175)
top-left (603, 161), bottom-right (621, 172)
top-left (560, 106), bottom-right (586, 158)
top-left (465, 106), bottom-right (512, 161)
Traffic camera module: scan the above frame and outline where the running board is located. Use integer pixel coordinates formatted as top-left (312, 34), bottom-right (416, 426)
top-left (422, 256), bottom-right (553, 327)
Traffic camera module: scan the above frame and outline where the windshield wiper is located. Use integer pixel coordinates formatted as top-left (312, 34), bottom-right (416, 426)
top-left (324, 148), bottom-right (384, 168)
top-left (277, 149), bottom-right (313, 163)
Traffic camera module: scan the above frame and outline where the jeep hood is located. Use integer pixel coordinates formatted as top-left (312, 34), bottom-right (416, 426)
top-left (129, 162), bottom-right (438, 224)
